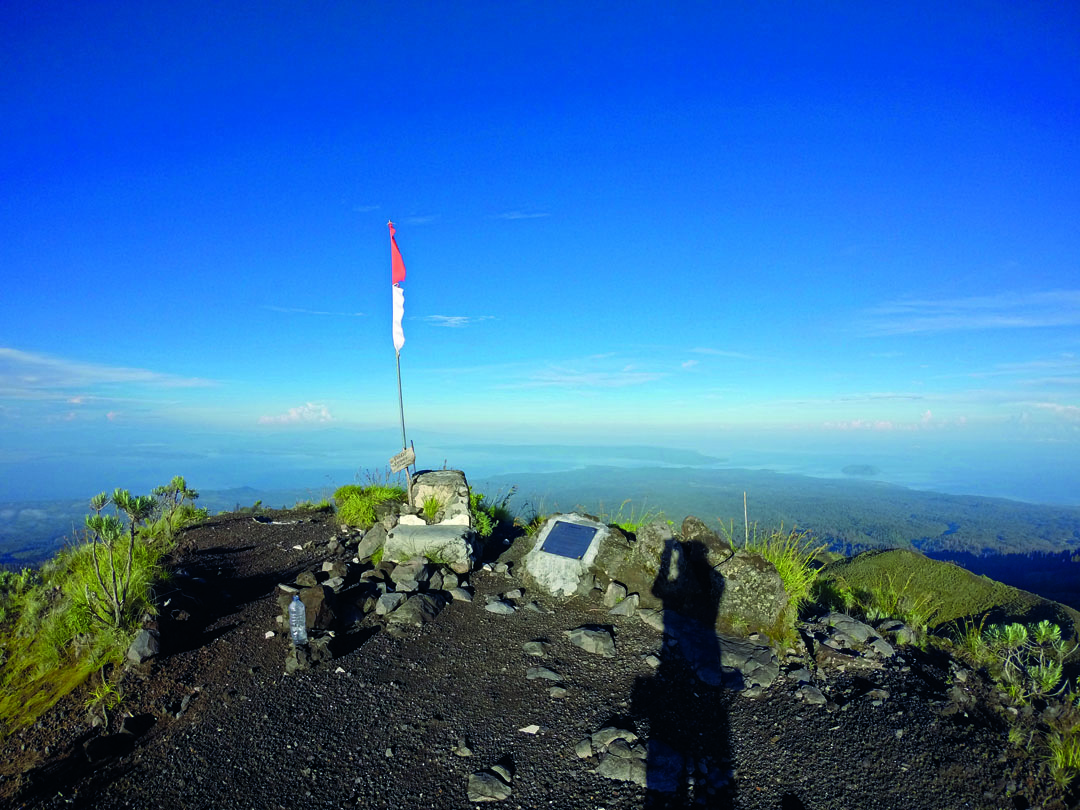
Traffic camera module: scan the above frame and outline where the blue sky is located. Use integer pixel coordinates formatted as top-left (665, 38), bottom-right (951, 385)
top-left (2, 2), bottom-right (1079, 502)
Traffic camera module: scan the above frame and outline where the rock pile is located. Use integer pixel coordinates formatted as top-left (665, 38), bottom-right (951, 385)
top-left (254, 485), bottom-right (1010, 803)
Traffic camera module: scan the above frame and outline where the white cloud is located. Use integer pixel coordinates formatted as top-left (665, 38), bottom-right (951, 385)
top-left (689, 347), bottom-right (757, 360)
top-left (681, 359), bottom-right (700, 369)
top-left (510, 367), bottom-right (664, 389)
top-left (423, 315), bottom-right (494, 328)
top-left (864, 290), bottom-right (1080, 335)
top-left (1033, 402), bottom-right (1080, 420)
top-left (0, 347), bottom-right (214, 399)
top-left (257, 402), bottom-right (334, 425)
top-left (264, 305), bottom-right (364, 317)
top-left (492, 211), bottom-right (550, 220)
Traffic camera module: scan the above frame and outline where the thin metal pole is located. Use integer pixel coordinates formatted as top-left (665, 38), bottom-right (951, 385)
top-left (396, 351), bottom-right (407, 450)
top-left (395, 351), bottom-right (413, 504)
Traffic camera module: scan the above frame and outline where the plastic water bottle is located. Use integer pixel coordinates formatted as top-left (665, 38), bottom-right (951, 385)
top-left (288, 594), bottom-right (308, 645)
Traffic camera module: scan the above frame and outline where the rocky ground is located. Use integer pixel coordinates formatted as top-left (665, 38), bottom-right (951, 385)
top-left (0, 510), bottom-right (1074, 810)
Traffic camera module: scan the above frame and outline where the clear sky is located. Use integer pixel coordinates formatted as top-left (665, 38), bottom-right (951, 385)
top-left (2, 2), bottom-right (1079, 502)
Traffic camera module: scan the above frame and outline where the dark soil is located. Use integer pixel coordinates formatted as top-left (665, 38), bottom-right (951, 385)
top-left (0, 510), bottom-right (1074, 810)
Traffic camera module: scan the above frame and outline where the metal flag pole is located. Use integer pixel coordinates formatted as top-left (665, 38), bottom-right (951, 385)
top-left (389, 220), bottom-right (415, 505)
top-left (395, 348), bottom-right (414, 505)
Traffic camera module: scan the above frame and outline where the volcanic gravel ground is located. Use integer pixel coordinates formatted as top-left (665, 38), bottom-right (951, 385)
top-left (0, 511), bottom-right (1071, 809)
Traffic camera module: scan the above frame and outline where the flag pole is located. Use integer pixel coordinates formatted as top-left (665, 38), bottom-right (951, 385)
top-left (396, 348), bottom-right (413, 505)
top-left (389, 220), bottom-right (414, 504)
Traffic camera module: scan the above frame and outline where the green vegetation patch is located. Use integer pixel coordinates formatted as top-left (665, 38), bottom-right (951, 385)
top-left (819, 548), bottom-right (1080, 637)
top-left (333, 483), bottom-right (406, 529)
top-left (0, 477), bottom-right (204, 733)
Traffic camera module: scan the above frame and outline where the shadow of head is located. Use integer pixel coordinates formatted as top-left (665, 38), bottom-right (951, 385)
top-left (652, 538), bottom-right (722, 625)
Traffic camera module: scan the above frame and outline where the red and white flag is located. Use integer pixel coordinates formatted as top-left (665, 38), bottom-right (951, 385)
top-left (389, 221), bottom-right (406, 354)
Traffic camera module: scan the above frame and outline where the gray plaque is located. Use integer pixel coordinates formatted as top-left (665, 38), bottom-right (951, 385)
top-left (541, 521), bottom-right (597, 560)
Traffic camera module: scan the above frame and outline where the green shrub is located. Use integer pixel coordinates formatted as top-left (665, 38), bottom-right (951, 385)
top-left (598, 499), bottom-right (662, 533)
top-left (727, 523), bottom-right (825, 618)
top-left (470, 489), bottom-right (515, 539)
top-left (0, 477), bottom-right (204, 732)
top-left (421, 495), bottom-right (443, 523)
top-left (956, 619), bottom-right (1076, 704)
top-left (816, 570), bottom-right (940, 641)
top-left (1048, 726), bottom-right (1080, 790)
top-left (334, 483), bottom-right (406, 529)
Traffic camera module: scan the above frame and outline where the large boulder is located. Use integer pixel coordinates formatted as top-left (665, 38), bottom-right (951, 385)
top-left (709, 550), bottom-right (788, 637)
top-left (520, 514), bottom-right (613, 598)
top-left (384, 524), bottom-right (476, 574)
top-left (594, 520), bottom-right (710, 617)
top-left (680, 517), bottom-right (788, 638)
top-left (411, 469), bottom-right (472, 526)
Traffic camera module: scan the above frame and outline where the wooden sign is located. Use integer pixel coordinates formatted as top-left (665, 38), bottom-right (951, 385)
top-left (389, 446), bottom-right (416, 473)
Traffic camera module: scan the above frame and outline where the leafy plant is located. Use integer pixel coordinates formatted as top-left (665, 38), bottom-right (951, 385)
top-left (725, 522), bottom-right (825, 619)
top-left (1047, 719), bottom-right (1080, 790)
top-left (293, 498), bottom-right (332, 513)
top-left (0, 477), bottom-right (200, 731)
top-left (815, 569), bottom-right (940, 644)
top-left (972, 620), bottom-right (1077, 703)
top-left (421, 495), bottom-right (443, 523)
top-left (334, 483), bottom-right (406, 529)
top-left (82, 489), bottom-right (155, 629)
top-left (598, 499), bottom-right (662, 533)
top-left (84, 670), bottom-right (125, 729)
top-left (470, 488), bottom-right (516, 539)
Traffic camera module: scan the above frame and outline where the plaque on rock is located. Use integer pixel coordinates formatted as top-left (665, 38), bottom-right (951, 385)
top-left (541, 520), bottom-right (598, 560)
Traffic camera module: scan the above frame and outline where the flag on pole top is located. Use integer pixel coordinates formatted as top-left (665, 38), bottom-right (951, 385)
top-left (389, 221), bottom-right (406, 354)
top-left (390, 221), bottom-right (407, 284)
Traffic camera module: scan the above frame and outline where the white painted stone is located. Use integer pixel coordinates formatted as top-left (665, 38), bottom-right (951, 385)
top-left (522, 513), bottom-right (609, 598)
top-left (384, 524), bottom-right (476, 571)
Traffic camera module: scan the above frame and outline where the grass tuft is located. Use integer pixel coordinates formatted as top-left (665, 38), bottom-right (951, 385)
top-left (0, 477), bottom-right (204, 733)
top-left (333, 484), bottom-right (406, 529)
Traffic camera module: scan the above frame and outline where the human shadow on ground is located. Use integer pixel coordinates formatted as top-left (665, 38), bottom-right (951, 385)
top-left (630, 538), bottom-right (734, 808)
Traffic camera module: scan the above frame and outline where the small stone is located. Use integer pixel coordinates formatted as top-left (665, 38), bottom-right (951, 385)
top-left (548, 686), bottom-right (569, 699)
top-left (450, 587), bottom-right (474, 602)
top-left (796, 685), bottom-right (827, 705)
top-left (608, 593), bottom-right (639, 617)
top-left (526, 666), bottom-right (563, 682)
top-left (505, 589), bottom-right (523, 599)
top-left (455, 738), bottom-right (474, 757)
top-left (603, 581), bottom-right (628, 608)
top-left (376, 592), bottom-right (406, 615)
top-left (264, 631), bottom-right (275, 639)
top-left (565, 625), bottom-right (616, 657)
top-left (467, 769), bottom-right (512, 802)
top-left (485, 601), bottom-right (517, 615)
top-left (575, 738), bottom-right (593, 759)
top-left (643, 654), bottom-right (661, 669)
top-left (522, 641), bottom-right (549, 657)
top-left (126, 629), bottom-right (160, 664)
top-left (591, 727), bottom-right (637, 748)
top-left (867, 638), bottom-right (896, 658)
top-left (518, 724), bottom-right (540, 735)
